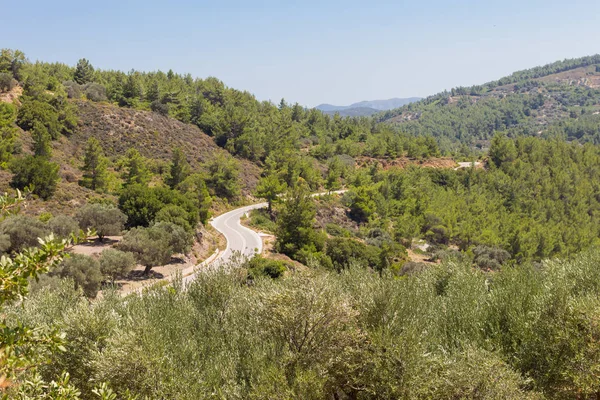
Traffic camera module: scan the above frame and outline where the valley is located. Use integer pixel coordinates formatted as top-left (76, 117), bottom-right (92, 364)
top-left (3, 47), bottom-right (600, 399)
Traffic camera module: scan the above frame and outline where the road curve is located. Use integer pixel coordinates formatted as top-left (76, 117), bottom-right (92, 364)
top-left (210, 202), bottom-right (268, 264)
top-left (182, 190), bottom-right (347, 284)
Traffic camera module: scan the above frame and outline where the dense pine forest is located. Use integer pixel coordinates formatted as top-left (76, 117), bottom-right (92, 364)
top-left (4, 48), bottom-right (600, 398)
top-left (378, 54), bottom-right (600, 152)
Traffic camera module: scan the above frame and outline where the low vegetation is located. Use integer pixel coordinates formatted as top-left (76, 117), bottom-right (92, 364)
top-left (8, 249), bottom-right (600, 398)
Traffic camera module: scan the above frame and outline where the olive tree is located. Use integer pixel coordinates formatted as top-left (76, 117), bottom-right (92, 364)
top-left (0, 215), bottom-right (49, 254)
top-left (47, 215), bottom-right (79, 239)
top-left (76, 204), bottom-right (127, 241)
top-left (55, 253), bottom-right (103, 298)
top-left (99, 248), bottom-right (136, 283)
top-left (118, 222), bottom-right (191, 275)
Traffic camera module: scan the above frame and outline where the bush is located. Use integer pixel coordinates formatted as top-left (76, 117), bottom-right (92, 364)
top-left (0, 234), bottom-right (10, 254)
top-left (118, 184), bottom-right (199, 228)
top-left (408, 347), bottom-right (540, 399)
top-left (118, 184), bottom-right (163, 227)
top-left (325, 223), bottom-right (351, 238)
top-left (150, 100), bottom-right (169, 116)
top-left (76, 204), bottom-right (127, 240)
top-left (154, 221), bottom-right (193, 254)
top-left (21, 248), bottom-right (600, 398)
top-left (55, 254), bottom-right (103, 298)
top-left (424, 225), bottom-right (450, 245)
top-left (47, 215), bottom-right (80, 239)
top-left (0, 215), bottom-right (49, 253)
top-left (325, 237), bottom-right (380, 271)
top-left (84, 83), bottom-right (107, 102)
top-left (473, 245), bottom-right (511, 270)
top-left (38, 212), bottom-right (53, 223)
top-left (399, 261), bottom-right (429, 276)
top-left (99, 249), bottom-right (136, 283)
top-left (63, 81), bottom-right (82, 99)
top-left (0, 72), bottom-right (16, 93)
top-left (0, 103), bottom-right (19, 167)
top-left (246, 256), bottom-right (287, 279)
top-left (247, 209), bottom-right (277, 233)
top-left (365, 227), bottom-right (392, 247)
top-left (10, 155), bottom-right (60, 200)
top-left (154, 204), bottom-right (192, 232)
top-left (16, 98), bottom-right (62, 139)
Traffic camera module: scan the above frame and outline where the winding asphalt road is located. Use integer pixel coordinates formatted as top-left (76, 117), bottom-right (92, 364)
top-left (181, 190), bottom-right (347, 284)
top-left (209, 202), bottom-right (268, 265)
top-left (181, 202), bottom-right (265, 284)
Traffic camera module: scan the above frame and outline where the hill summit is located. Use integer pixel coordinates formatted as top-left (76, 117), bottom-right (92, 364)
top-left (316, 97), bottom-right (422, 116)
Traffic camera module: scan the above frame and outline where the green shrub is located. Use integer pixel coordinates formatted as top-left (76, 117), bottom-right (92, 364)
top-left (16, 250), bottom-right (600, 398)
top-left (0, 215), bottom-right (49, 253)
top-left (38, 211), bottom-right (53, 223)
top-left (10, 155), bottom-right (60, 199)
top-left (99, 248), bottom-right (136, 283)
top-left (55, 254), bottom-right (103, 298)
top-left (76, 204), bottom-right (127, 240)
top-left (399, 261), bottom-right (429, 276)
top-left (150, 100), bottom-right (169, 116)
top-left (247, 209), bottom-right (277, 233)
top-left (325, 223), bottom-right (351, 238)
top-left (246, 256), bottom-right (287, 279)
top-left (84, 82), bottom-right (107, 102)
top-left (325, 237), bottom-right (380, 271)
top-left (0, 72), bottom-right (16, 92)
top-left (154, 204), bottom-right (193, 232)
top-left (16, 97), bottom-right (62, 139)
top-left (118, 184), bottom-right (199, 228)
top-left (63, 81), bottom-right (82, 99)
top-left (473, 245), bottom-right (511, 270)
top-left (47, 215), bottom-right (80, 239)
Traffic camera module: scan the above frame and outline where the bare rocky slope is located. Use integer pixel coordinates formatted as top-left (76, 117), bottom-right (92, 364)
top-left (72, 100), bottom-right (260, 180)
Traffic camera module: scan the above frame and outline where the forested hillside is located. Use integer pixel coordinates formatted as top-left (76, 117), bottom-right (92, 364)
top-left (378, 55), bottom-right (600, 152)
top-left (6, 47), bottom-right (600, 399)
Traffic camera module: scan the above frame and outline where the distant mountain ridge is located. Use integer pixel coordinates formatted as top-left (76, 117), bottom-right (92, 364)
top-left (316, 97), bottom-right (422, 116)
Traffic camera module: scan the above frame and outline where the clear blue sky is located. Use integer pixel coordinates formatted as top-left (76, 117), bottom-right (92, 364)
top-left (5, 0), bottom-right (600, 107)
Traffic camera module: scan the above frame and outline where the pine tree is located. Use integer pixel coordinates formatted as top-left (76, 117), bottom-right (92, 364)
top-left (81, 137), bottom-right (108, 192)
top-left (124, 148), bottom-right (150, 186)
top-left (123, 72), bottom-right (142, 99)
top-left (74, 58), bottom-right (95, 84)
top-left (325, 157), bottom-right (343, 192)
top-left (146, 80), bottom-right (160, 102)
top-left (278, 98), bottom-right (288, 110)
top-left (167, 148), bottom-right (189, 189)
top-left (32, 121), bottom-right (52, 158)
top-left (195, 178), bottom-right (212, 224)
top-left (291, 102), bottom-right (304, 122)
top-left (275, 182), bottom-right (318, 257)
top-left (255, 174), bottom-right (286, 214)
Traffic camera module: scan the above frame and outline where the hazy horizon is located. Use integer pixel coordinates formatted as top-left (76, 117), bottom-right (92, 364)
top-left (5, 0), bottom-right (600, 107)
